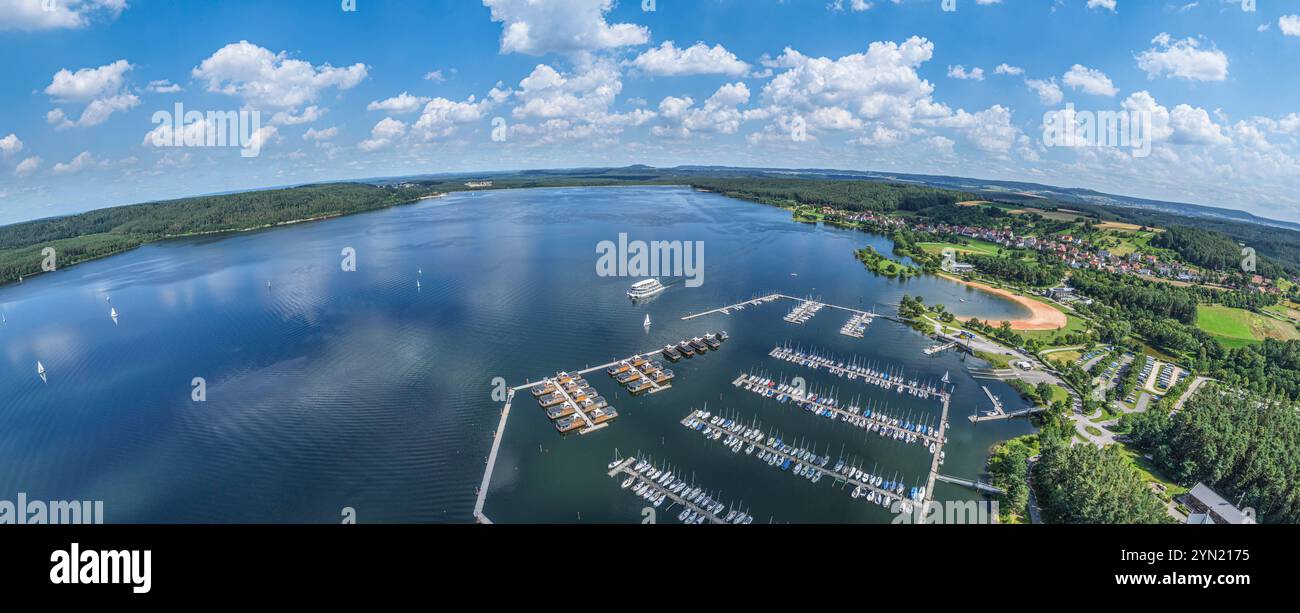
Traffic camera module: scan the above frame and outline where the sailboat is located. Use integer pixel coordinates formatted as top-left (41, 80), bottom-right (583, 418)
top-left (941, 371), bottom-right (950, 384)
top-left (416, 278), bottom-right (422, 290)
top-left (37, 361), bottom-right (46, 383)
top-left (267, 280), bottom-right (272, 289)
top-left (644, 314), bottom-right (651, 329)
top-left (110, 307), bottom-right (119, 324)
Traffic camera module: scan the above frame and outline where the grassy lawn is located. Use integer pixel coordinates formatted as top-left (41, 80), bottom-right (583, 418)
top-left (1048, 384), bottom-right (1070, 405)
top-left (975, 351), bottom-right (1016, 369)
top-left (1084, 425), bottom-right (1104, 437)
top-left (1045, 350), bottom-right (1082, 368)
top-left (916, 239), bottom-right (1002, 257)
top-left (1196, 304), bottom-right (1300, 348)
top-left (1116, 444), bottom-right (1188, 503)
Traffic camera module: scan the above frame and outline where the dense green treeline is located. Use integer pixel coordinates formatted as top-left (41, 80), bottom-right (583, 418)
top-left (1033, 435), bottom-right (1172, 524)
top-left (1070, 269), bottom-right (1199, 323)
top-left (0, 183), bottom-right (432, 284)
top-left (687, 178), bottom-right (975, 213)
top-left (966, 254), bottom-right (1062, 287)
top-left (1153, 225), bottom-right (1288, 278)
top-left (1122, 385), bottom-right (1300, 523)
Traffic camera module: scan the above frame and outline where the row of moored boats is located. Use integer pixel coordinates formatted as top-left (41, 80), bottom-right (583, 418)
top-left (615, 457), bottom-right (754, 524)
top-left (769, 346), bottom-right (944, 400)
top-left (681, 410), bottom-right (926, 511)
top-left (783, 300), bottom-right (824, 324)
top-left (735, 375), bottom-right (945, 455)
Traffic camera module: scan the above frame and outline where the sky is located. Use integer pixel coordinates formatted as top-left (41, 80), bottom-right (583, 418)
top-left (2, 0), bottom-right (1300, 225)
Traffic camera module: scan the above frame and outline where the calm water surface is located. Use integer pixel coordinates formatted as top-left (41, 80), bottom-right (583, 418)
top-left (0, 186), bottom-right (1035, 522)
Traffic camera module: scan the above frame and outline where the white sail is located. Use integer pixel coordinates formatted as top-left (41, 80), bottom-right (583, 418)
top-left (110, 307), bottom-right (118, 319)
top-left (37, 361), bottom-right (46, 381)
top-left (644, 314), bottom-right (651, 327)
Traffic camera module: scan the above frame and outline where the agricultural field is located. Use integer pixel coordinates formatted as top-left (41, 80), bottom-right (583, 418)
top-left (1196, 304), bottom-right (1300, 348)
top-left (1010, 208), bottom-right (1093, 223)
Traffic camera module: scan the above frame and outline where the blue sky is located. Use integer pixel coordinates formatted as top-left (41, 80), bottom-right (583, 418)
top-left (2, 0), bottom-right (1300, 225)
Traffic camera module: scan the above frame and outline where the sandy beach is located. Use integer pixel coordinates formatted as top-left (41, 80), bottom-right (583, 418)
top-left (938, 274), bottom-right (1070, 331)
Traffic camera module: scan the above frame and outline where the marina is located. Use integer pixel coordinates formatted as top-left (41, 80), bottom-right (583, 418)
top-left (783, 299), bottom-right (825, 324)
top-left (768, 344), bottom-right (949, 402)
top-left (680, 410), bottom-right (928, 514)
top-left (839, 311), bottom-right (873, 338)
top-left (607, 456), bottom-right (758, 524)
top-left (732, 373), bottom-right (947, 450)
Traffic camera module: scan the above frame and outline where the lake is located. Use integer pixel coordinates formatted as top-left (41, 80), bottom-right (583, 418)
top-left (0, 186), bottom-right (1035, 522)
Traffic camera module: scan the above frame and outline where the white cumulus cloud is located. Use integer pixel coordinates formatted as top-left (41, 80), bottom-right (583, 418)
top-left (482, 0), bottom-right (649, 56)
top-left (1136, 33), bottom-right (1228, 82)
top-left (630, 41), bottom-right (751, 77)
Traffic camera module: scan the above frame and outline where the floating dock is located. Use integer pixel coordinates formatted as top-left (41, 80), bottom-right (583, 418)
top-left (734, 373), bottom-right (945, 449)
top-left (681, 294), bottom-right (893, 323)
top-left (768, 344), bottom-right (949, 402)
top-left (681, 410), bottom-right (926, 512)
top-left (608, 456), bottom-right (757, 524)
top-left (840, 311), bottom-right (874, 338)
top-left (783, 299), bottom-right (825, 324)
top-left (924, 341), bottom-right (958, 356)
top-left (530, 373), bottom-right (613, 435)
top-left (969, 406), bottom-right (1046, 423)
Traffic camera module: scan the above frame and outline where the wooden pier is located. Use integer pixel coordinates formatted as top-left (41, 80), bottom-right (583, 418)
top-left (734, 373), bottom-right (945, 447)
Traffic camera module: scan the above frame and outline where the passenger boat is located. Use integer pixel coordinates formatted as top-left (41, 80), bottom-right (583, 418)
top-left (703, 334), bottom-right (721, 350)
top-left (677, 341), bottom-right (695, 357)
top-left (627, 278), bottom-right (666, 300)
top-left (662, 345), bottom-right (682, 361)
top-left (689, 337), bottom-right (709, 352)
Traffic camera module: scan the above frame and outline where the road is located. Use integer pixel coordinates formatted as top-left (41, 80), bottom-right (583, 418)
top-left (1172, 376), bottom-right (1213, 414)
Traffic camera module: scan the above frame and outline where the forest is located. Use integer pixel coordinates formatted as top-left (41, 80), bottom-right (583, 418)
top-left (0, 183), bottom-right (434, 284)
top-left (1032, 432), bottom-right (1172, 524)
top-left (1122, 385), bottom-right (1299, 524)
top-left (1069, 269), bottom-right (1199, 324)
top-left (965, 254), bottom-right (1062, 287)
top-left (686, 178), bottom-right (975, 213)
top-left (1152, 225), bottom-right (1287, 279)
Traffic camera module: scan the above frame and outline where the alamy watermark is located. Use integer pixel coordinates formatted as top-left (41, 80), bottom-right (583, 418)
top-left (596, 232), bottom-right (705, 288)
top-left (1, 493), bottom-right (104, 524)
top-left (149, 103), bottom-right (265, 158)
top-left (891, 499), bottom-right (999, 524)
top-left (1043, 104), bottom-right (1152, 158)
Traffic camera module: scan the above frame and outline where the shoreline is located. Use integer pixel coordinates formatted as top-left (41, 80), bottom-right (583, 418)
top-left (936, 273), bottom-right (1069, 331)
